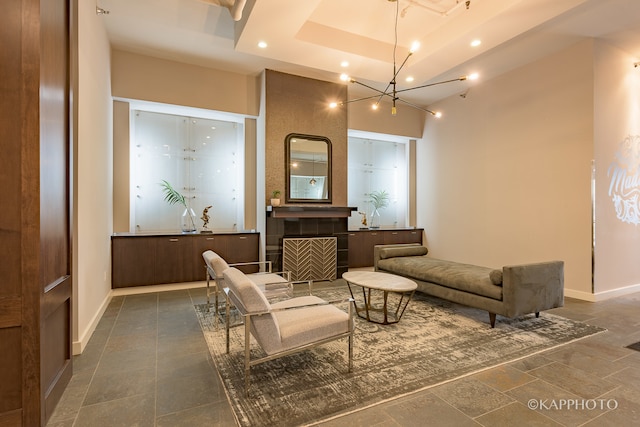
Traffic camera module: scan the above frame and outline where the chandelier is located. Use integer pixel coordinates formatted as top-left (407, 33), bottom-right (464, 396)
top-left (331, 0), bottom-right (478, 117)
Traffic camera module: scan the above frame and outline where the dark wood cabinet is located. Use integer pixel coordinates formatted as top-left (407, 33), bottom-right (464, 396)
top-left (111, 232), bottom-right (259, 288)
top-left (348, 229), bottom-right (423, 268)
top-left (348, 231), bottom-right (385, 268)
top-left (383, 229), bottom-right (423, 245)
top-left (224, 234), bottom-right (260, 273)
top-left (155, 236), bottom-right (194, 284)
top-left (191, 234), bottom-right (227, 279)
top-left (112, 236), bottom-right (157, 287)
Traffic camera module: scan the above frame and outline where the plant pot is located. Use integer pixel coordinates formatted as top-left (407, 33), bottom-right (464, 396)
top-left (271, 198), bottom-right (281, 207)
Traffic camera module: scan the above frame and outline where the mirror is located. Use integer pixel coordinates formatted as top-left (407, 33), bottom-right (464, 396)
top-left (285, 133), bottom-right (332, 203)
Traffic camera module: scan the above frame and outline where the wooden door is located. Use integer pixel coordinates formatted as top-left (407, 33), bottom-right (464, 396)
top-left (0, 0), bottom-right (72, 425)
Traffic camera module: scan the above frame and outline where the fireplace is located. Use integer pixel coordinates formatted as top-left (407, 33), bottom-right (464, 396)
top-left (265, 206), bottom-right (356, 279)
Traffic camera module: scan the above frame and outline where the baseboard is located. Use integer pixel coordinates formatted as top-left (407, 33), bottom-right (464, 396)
top-left (73, 292), bottom-right (112, 355)
top-left (565, 282), bottom-right (640, 302)
top-left (111, 280), bottom-right (206, 296)
top-left (72, 281), bottom-right (207, 355)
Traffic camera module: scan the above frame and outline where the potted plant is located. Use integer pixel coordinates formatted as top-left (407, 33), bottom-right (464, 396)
top-left (160, 180), bottom-right (196, 232)
top-left (271, 190), bottom-right (282, 207)
top-left (369, 189), bottom-right (390, 228)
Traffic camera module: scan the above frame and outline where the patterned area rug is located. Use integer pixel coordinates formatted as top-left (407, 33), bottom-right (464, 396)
top-left (195, 284), bottom-right (605, 427)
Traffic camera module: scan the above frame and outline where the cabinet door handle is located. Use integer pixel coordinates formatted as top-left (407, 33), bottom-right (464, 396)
top-left (239, 236), bottom-right (247, 240)
top-left (371, 233), bottom-right (377, 236)
top-left (391, 232), bottom-right (398, 235)
top-left (206, 237), bottom-right (214, 241)
top-left (169, 238), bottom-right (179, 242)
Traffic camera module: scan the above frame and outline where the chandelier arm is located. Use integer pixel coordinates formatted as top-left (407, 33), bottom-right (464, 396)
top-left (394, 77), bottom-right (466, 94)
top-left (350, 79), bottom-right (394, 98)
top-left (392, 52), bottom-right (413, 82)
top-left (341, 93), bottom-right (391, 105)
top-left (395, 97), bottom-right (437, 116)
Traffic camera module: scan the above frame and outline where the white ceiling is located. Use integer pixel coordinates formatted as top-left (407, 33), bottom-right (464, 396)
top-left (100, 0), bottom-right (640, 106)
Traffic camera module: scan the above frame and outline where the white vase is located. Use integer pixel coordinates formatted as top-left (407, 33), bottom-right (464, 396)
top-left (181, 207), bottom-right (197, 232)
top-left (271, 198), bottom-right (281, 207)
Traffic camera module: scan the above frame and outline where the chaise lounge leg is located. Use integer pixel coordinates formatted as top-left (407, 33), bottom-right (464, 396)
top-left (535, 311), bottom-right (540, 318)
top-left (489, 312), bottom-right (496, 328)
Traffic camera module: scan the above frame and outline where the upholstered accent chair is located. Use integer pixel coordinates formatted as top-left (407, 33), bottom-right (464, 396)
top-left (202, 250), bottom-right (304, 321)
top-left (223, 267), bottom-right (354, 394)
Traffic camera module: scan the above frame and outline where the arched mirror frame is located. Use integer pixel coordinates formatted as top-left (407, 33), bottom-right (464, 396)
top-left (285, 133), bottom-right (332, 204)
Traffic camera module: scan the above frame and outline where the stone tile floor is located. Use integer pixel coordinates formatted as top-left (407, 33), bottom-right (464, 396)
top-left (47, 284), bottom-right (640, 426)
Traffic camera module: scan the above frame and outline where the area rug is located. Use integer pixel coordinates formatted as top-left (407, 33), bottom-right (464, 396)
top-left (195, 284), bottom-right (605, 427)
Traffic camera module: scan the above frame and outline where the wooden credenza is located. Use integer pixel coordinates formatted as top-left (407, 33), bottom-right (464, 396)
top-left (347, 228), bottom-right (423, 268)
top-left (111, 232), bottom-right (259, 288)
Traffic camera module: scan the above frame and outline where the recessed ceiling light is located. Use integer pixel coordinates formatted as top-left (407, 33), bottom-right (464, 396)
top-left (258, 41), bottom-right (267, 48)
top-left (470, 39), bottom-right (481, 47)
top-left (341, 61), bottom-right (349, 67)
top-left (405, 76), bottom-right (414, 82)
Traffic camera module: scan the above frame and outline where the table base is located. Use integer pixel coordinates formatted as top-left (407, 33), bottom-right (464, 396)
top-left (346, 283), bottom-right (415, 325)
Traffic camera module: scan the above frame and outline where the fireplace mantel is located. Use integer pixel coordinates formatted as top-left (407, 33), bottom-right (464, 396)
top-left (267, 206), bottom-right (357, 219)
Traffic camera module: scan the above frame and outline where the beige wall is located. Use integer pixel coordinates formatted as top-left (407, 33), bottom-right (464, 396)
top-left (112, 101), bottom-right (130, 233)
top-left (264, 70), bottom-right (349, 205)
top-left (348, 97), bottom-right (425, 138)
top-left (111, 49), bottom-right (260, 116)
top-left (73, 0), bottom-right (114, 353)
top-left (593, 41), bottom-right (640, 297)
top-left (419, 40), bottom-right (595, 297)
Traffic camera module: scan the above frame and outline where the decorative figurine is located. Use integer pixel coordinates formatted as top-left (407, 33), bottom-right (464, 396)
top-left (359, 211), bottom-right (368, 229)
top-left (201, 205), bottom-right (213, 233)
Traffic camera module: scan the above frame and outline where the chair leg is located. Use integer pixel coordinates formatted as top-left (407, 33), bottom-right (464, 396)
top-left (225, 293), bottom-right (231, 354)
top-left (348, 301), bottom-right (353, 372)
top-left (244, 315), bottom-right (251, 396)
top-left (205, 267), bottom-right (210, 312)
top-left (213, 279), bottom-right (221, 329)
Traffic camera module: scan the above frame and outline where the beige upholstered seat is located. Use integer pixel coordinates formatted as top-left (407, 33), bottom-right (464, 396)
top-left (223, 267), bottom-right (354, 394)
top-left (202, 250), bottom-right (302, 321)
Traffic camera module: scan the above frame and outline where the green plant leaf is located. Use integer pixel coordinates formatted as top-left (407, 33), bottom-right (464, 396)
top-left (160, 180), bottom-right (187, 208)
top-left (369, 190), bottom-right (390, 209)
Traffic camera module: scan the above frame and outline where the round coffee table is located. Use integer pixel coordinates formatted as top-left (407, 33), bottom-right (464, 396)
top-left (342, 271), bottom-right (417, 325)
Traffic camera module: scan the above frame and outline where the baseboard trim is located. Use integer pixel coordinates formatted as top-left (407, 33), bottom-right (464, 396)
top-left (111, 280), bottom-right (206, 296)
top-left (73, 292), bottom-right (112, 355)
top-left (565, 282), bottom-right (640, 302)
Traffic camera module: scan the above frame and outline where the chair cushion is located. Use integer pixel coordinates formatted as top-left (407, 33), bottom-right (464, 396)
top-left (272, 296), bottom-right (350, 353)
top-left (202, 250), bottom-right (229, 277)
top-left (224, 268), bottom-right (282, 353)
top-left (248, 273), bottom-right (289, 286)
top-left (223, 267), bottom-right (270, 313)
